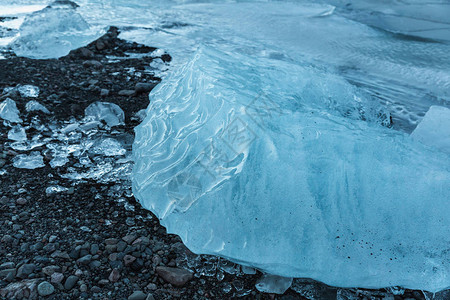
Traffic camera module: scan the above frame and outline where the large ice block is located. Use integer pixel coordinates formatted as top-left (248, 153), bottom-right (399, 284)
top-left (132, 47), bottom-right (450, 292)
top-left (10, 0), bottom-right (102, 59)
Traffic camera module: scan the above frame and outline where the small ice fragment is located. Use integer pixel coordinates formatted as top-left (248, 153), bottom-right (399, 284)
top-left (46, 185), bottom-right (68, 194)
top-left (79, 120), bottom-right (100, 131)
top-left (61, 123), bottom-right (79, 133)
top-left (25, 100), bottom-right (50, 113)
top-left (2, 87), bottom-right (16, 95)
top-left (135, 109), bottom-right (147, 122)
top-left (18, 85), bottom-right (40, 98)
top-left (12, 151), bottom-right (45, 169)
top-left (411, 106), bottom-right (450, 154)
top-left (0, 98), bottom-right (22, 123)
top-left (85, 102), bottom-right (125, 127)
top-left (91, 138), bottom-right (126, 156)
top-left (8, 125), bottom-right (27, 141)
top-left (255, 274), bottom-right (293, 294)
top-left (0, 170), bottom-right (6, 176)
top-left (11, 140), bottom-right (45, 151)
top-left (49, 155), bottom-right (69, 168)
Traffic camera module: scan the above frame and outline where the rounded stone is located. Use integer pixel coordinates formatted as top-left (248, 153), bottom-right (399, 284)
top-left (37, 281), bottom-right (55, 296)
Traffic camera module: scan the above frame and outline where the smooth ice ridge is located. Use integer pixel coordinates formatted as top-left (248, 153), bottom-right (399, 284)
top-left (133, 47), bottom-right (450, 292)
top-left (10, 1), bottom-right (103, 59)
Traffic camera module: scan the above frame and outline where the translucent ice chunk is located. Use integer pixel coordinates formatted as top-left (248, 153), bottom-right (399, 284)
top-left (45, 185), bottom-right (68, 195)
top-left (0, 98), bottom-right (22, 123)
top-left (132, 47), bottom-right (450, 292)
top-left (18, 85), bottom-right (39, 98)
top-left (10, 1), bottom-right (103, 59)
top-left (84, 102), bottom-right (125, 127)
top-left (8, 125), bottom-right (26, 141)
top-left (49, 155), bottom-right (69, 168)
top-left (25, 100), bottom-right (50, 113)
top-left (411, 106), bottom-right (450, 154)
top-left (13, 151), bottom-right (44, 169)
top-left (255, 274), bottom-right (293, 294)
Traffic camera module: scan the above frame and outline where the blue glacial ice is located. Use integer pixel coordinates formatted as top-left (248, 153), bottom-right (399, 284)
top-left (10, 0), bottom-right (103, 59)
top-left (133, 46), bottom-right (450, 292)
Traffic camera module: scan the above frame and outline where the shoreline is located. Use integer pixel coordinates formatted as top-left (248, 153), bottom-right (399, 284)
top-left (0, 27), bottom-right (439, 300)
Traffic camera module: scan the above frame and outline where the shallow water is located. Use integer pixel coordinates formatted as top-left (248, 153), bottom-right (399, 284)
top-left (1, 0), bottom-right (449, 132)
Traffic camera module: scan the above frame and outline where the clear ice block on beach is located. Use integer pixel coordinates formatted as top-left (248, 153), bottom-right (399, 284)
top-left (85, 102), bottom-right (125, 127)
top-left (132, 47), bottom-right (450, 292)
top-left (10, 0), bottom-right (102, 59)
top-left (0, 98), bottom-right (22, 123)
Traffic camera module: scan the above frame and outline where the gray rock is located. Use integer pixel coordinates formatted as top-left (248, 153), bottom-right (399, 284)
top-left (50, 272), bottom-right (64, 283)
top-left (156, 266), bottom-right (193, 287)
top-left (118, 90), bottom-right (135, 97)
top-left (0, 262), bottom-right (15, 270)
top-left (42, 265), bottom-right (60, 276)
top-left (123, 255), bottom-right (136, 266)
top-left (90, 243), bottom-right (99, 255)
top-left (135, 82), bottom-right (156, 94)
top-left (51, 250), bottom-right (70, 259)
top-left (82, 60), bottom-right (103, 68)
top-left (100, 89), bottom-right (109, 97)
top-left (104, 238), bottom-right (119, 245)
top-left (64, 275), bottom-right (79, 290)
top-left (76, 254), bottom-right (92, 265)
top-left (37, 281), bottom-right (55, 296)
top-left (16, 198), bottom-right (27, 205)
top-left (16, 263), bottom-right (36, 279)
top-left (108, 269), bottom-right (120, 282)
top-left (0, 269), bottom-right (16, 279)
top-left (116, 241), bottom-right (127, 252)
top-left (128, 291), bottom-right (147, 300)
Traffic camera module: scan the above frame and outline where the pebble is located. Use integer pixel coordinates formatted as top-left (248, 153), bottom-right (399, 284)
top-left (37, 281), bottom-right (55, 296)
top-left (82, 60), bottom-right (103, 68)
top-left (64, 275), bottom-right (79, 290)
top-left (100, 89), bottom-right (109, 97)
top-left (108, 268), bottom-right (120, 282)
top-left (123, 254), bottom-right (136, 266)
top-left (50, 272), bottom-right (64, 283)
top-left (104, 238), bottom-right (119, 245)
top-left (135, 82), bottom-right (156, 94)
top-left (16, 263), bottom-right (36, 279)
top-left (156, 266), bottom-right (193, 287)
top-left (42, 265), bottom-right (60, 276)
top-left (16, 198), bottom-right (27, 205)
top-left (128, 291), bottom-right (147, 300)
top-left (77, 254), bottom-right (92, 265)
top-left (118, 90), bottom-right (135, 97)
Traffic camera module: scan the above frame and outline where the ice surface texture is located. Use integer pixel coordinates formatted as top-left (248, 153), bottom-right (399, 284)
top-left (411, 106), bottom-right (450, 155)
top-left (10, 1), bottom-right (102, 59)
top-left (133, 47), bottom-right (450, 292)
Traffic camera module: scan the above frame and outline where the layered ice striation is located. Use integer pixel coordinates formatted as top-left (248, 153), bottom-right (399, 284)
top-left (133, 47), bottom-right (450, 292)
top-left (10, 0), bottom-right (103, 59)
